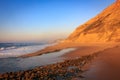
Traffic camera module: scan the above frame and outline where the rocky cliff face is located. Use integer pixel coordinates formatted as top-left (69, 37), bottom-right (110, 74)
top-left (66, 0), bottom-right (120, 43)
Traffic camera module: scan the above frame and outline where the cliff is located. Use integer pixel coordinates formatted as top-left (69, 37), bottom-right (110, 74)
top-left (66, 0), bottom-right (120, 43)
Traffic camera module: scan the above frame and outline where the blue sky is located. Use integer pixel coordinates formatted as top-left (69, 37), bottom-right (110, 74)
top-left (0, 0), bottom-right (115, 42)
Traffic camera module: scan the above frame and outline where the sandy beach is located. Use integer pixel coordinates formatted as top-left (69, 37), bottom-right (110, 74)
top-left (0, 42), bottom-right (120, 80)
top-left (20, 42), bottom-right (116, 58)
top-left (0, 45), bottom-right (99, 80)
top-left (83, 45), bottom-right (120, 80)
top-left (1, 0), bottom-right (120, 79)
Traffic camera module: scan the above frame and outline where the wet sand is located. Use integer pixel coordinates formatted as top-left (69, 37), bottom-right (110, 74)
top-left (0, 52), bottom-right (98, 80)
top-left (83, 45), bottom-right (120, 80)
top-left (0, 48), bottom-right (75, 73)
top-left (20, 42), bottom-right (116, 58)
top-left (63, 45), bottom-right (109, 58)
top-left (0, 42), bottom-right (119, 80)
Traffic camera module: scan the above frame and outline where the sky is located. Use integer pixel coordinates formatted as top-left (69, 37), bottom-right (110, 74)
top-left (0, 0), bottom-right (115, 43)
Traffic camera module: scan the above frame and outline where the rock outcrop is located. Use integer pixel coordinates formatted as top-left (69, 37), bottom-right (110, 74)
top-left (66, 0), bottom-right (120, 43)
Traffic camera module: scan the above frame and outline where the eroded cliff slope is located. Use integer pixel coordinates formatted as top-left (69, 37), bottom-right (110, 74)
top-left (66, 0), bottom-right (120, 43)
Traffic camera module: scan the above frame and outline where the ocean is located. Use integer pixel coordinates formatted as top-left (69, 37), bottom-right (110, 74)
top-left (0, 43), bottom-right (76, 73)
top-left (0, 43), bottom-right (52, 58)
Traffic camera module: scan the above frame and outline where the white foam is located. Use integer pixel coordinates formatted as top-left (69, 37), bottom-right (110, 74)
top-left (0, 44), bottom-right (54, 58)
top-left (0, 47), bottom-right (5, 50)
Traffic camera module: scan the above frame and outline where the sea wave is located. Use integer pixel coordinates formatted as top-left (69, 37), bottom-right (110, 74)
top-left (0, 46), bottom-right (16, 51)
top-left (0, 43), bottom-right (55, 58)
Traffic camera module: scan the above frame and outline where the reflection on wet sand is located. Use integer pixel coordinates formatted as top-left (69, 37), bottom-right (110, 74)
top-left (0, 52), bottom-right (99, 80)
top-left (0, 48), bottom-right (75, 73)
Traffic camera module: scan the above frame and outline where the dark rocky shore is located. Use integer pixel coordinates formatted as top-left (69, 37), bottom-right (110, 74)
top-left (0, 52), bottom-right (99, 80)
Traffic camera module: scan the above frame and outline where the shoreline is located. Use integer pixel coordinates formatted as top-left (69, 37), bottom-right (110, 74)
top-left (0, 50), bottom-right (100, 80)
top-left (0, 44), bottom-right (116, 80)
top-left (0, 48), bottom-right (76, 74)
top-left (20, 42), bottom-right (117, 58)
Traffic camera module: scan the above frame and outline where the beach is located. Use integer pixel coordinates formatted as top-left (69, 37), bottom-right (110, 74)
top-left (0, 47), bottom-right (75, 73)
top-left (0, 42), bottom-right (119, 80)
top-left (20, 42), bottom-right (116, 58)
top-left (1, 0), bottom-right (120, 80)
top-left (83, 45), bottom-right (120, 80)
top-left (0, 47), bottom-right (98, 80)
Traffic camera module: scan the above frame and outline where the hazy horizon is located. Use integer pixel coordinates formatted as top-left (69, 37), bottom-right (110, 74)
top-left (0, 0), bottom-right (114, 43)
